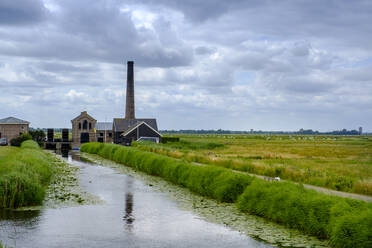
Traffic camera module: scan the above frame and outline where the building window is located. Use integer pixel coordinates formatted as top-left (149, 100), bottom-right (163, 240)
top-left (79, 123), bottom-right (81, 129)
top-left (89, 122), bottom-right (92, 130)
top-left (99, 133), bottom-right (104, 137)
top-left (0, 132), bottom-right (1, 138)
top-left (108, 132), bottom-right (112, 137)
top-left (83, 120), bottom-right (88, 129)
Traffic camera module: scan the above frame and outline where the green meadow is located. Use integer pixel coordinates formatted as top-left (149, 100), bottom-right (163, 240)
top-left (0, 141), bottom-right (54, 208)
top-left (81, 142), bottom-right (372, 247)
top-left (133, 134), bottom-right (372, 195)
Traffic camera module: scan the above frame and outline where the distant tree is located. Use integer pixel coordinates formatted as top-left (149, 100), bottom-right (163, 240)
top-left (29, 129), bottom-right (46, 146)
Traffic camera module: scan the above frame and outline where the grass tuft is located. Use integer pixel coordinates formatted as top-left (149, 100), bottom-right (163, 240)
top-left (0, 141), bottom-right (54, 208)
top-left (20, 140), bottom-right (41, 150)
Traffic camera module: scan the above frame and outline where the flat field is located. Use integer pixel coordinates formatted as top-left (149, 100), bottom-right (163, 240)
top-left (133, 134), bottom-right (372, 196)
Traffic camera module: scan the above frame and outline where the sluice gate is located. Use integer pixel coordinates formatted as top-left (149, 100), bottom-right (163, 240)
top-left (45, 128), bottom-right (72, 150)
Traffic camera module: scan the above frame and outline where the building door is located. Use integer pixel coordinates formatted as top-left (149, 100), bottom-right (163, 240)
top-left (80, 133), bottom-right (90, 143)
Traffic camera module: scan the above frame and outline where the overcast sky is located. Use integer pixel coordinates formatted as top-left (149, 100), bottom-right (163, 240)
top-left (1, 0), bottom-right (371, 131)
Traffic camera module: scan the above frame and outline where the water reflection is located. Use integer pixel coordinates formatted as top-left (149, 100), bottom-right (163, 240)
top-left (123, 178), bottom-right (135, 232)
top-left (54, 149), bottom-right (69, 158)
top-left (0, 209), bottom-right (41, 247)
top-left (0, 209), bottom-right (40, 222)
top-left (61, 149), bottom-right (69, 158)
top-left (70, 151), bottom-right (82, 162)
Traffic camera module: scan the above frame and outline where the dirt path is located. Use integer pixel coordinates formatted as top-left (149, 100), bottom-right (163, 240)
top-left (191, 162), bottom-right (372, 202)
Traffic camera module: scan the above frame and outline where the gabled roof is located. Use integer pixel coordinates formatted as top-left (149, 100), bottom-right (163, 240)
top-left (113, 118), bottom-right (158, 132)
top-left (95, 122), bottom-right (113, 131)
top-left (0, 117), bottom-right (30, 124)
top-left (71, 111), bottom-right (96, 123)
top-left (121, 121), bottom-right (162, 137)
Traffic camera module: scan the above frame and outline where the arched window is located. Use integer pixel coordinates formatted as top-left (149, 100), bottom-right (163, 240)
top-left (83, 120), bottom-right (88, 129)
top-left (79, 123), bottom-right (81, 129)
top-left (89, 122), bottom-right (92, 130)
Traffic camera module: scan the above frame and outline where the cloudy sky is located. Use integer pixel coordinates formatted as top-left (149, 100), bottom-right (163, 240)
top-left (1, 0), bottom-right (371, 131)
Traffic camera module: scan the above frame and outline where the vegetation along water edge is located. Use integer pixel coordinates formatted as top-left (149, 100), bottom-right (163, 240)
top-left (81, 142), bottom-right (372, 248)
top-left (132, 135), bottom-right (372, 196)
top-left (0, 140), bottom-right (91, 209)
top-left (0, 140), bottom-right (54, 208)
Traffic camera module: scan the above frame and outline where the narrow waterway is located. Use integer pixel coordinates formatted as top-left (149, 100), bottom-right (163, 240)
top-left (0, 152), bottom-right (271, 248)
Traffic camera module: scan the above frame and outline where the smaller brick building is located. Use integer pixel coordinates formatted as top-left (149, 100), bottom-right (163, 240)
top-left (71, 111), bottom-right (97, 145)
top-left (0, 117), bottom-right (30, 142)
top-left (71, 111), bottom-right (114, 146)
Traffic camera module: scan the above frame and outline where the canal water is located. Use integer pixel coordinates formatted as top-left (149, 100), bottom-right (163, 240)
top-left (0, 152), bottom-right (271, 248)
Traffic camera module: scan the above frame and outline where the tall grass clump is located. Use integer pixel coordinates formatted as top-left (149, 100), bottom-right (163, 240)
top-left (0, 141), bottom-right (54, 208)
top-left (82, 142), bottom-right (372, 248)
top-left (237, 180), bottom-right (372, 247)
top-left (20, 140), bottom-right (40, 150)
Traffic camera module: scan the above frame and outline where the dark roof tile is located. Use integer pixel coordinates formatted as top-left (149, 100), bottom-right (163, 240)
top-left (113, 118), bottom-right (158, 132)
top-left (0, 117), bottom-right (30, 124)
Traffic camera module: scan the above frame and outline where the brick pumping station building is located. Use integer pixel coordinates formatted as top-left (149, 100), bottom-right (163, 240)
top-left (71, 61), bottom-right (161, 146)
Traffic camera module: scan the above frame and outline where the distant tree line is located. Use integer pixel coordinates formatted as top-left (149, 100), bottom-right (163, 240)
top-left (161, 128), bottom-right (369, 135)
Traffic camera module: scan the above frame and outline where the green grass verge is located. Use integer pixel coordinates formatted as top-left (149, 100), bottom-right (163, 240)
top-left (20, 140), bottom-right (41, 150)
top-left (82, 142), bottom-right (251, 202)
top-left (81, 142), bottom-right (372, 248)
top-left (0, 141), bottom-right (54, 208)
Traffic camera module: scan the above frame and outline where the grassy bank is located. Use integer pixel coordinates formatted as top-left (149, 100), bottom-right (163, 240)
top-left (133, 135), bottom-right (372, 195)
top-left (82, 142), bottom-right (372, 248)
top-left (0, 141), bottom-right (54, 208)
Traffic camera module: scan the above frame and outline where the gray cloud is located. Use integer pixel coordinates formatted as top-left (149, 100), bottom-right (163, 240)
top-left (0, 0), bottom-right (192, 67)
top-left (0, 0), bottom-right (47, 25)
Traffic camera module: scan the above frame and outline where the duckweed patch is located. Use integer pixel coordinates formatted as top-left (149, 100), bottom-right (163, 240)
top-left (41, 153), bottom-right (102, 209)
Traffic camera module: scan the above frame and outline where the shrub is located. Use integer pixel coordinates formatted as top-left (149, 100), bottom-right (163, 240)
top-left (161, 136), bottom-right (180, 143)
top-left (20, 140), bottom-right (40, 150)
top-left (237, 180), bottom-right (372, 247)
top-left (10, 133), bottom-right (32, 147)
top-left (29, 129), bottom-right (46, 146)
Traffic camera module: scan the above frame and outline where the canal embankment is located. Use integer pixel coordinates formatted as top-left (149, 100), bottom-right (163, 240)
top-left (0, 141), bottom-right (93, 210)
top-left (81, 142), bottom-right (372, 248)
top-left (0, 141), bottom-right (54, 208)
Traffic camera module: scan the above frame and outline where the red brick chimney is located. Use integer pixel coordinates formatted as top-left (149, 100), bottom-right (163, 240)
top-left (125, 61), bottom-right (135, 119)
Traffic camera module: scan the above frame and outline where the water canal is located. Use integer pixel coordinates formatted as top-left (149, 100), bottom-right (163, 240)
top-left (0, 152), bottom-right (328, 248)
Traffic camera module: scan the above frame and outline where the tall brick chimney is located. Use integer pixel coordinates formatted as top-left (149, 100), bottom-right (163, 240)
top-left (125, 61), bottom-right (135, 119)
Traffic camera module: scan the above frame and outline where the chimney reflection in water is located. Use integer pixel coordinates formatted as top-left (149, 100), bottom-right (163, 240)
top-left (123, 178), bottom-right (135, 232)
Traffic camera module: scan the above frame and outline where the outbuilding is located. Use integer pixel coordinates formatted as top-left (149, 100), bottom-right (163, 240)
top-left (113, 119), bottom-right (161, 144)
top-left (0, 117), bottom-right (30, 142)
top-left (95, 122), bottom-right (113, 143)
